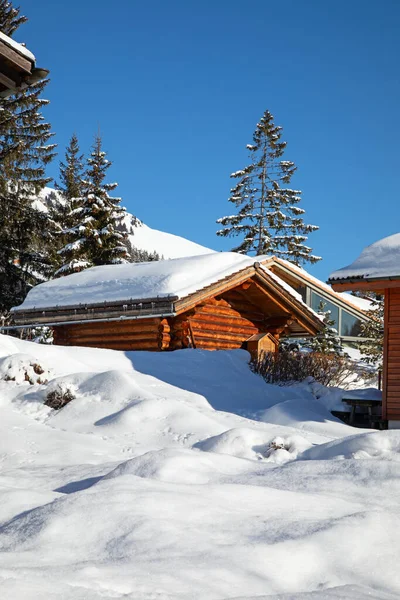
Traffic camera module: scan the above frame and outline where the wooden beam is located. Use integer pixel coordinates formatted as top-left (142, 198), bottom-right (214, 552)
top-left (174, 267), bottom-right (256, 314)
top-left (0, 71), bottom-right (17, 90)
top-left (0, 40), bottom-right (32, 73)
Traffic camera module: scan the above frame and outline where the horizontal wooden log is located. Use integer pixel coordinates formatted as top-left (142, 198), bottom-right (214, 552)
top-left (193, 337), bottom-right (242, 349)
top-left (190, 312), bottom-right (260, 328)
top-left (64, 321), bottom-right (161, 337)
top-left (189, 320), bottom-right (258, 336)
top-left (66, 340), bottom-right (160, 351)
top-left (63, 333), bottom-right (159, 344)
top-left (190, 328), bottom-right (252, 342)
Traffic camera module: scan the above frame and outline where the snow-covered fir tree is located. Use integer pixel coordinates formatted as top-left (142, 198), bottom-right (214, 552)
top-left (358, 294), bottom-right (384, 368)
top-left (56, 134), bottom-right (130, 276)
top-left (0, 0), bottom-right (56, 314)
top-left (304, 301), bottom-right (342, 355)
top-left (54, 133), bottom-right (85, 227)
top-left (0, 0), bottom-right (26, 35)
top-left (216, 110), bottom-right (320, 265)
top-left (52, 134), bottom-right (85, 275)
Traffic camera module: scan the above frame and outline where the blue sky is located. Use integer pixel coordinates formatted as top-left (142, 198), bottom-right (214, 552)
top-left (21, 0), bottom-right (400, 280)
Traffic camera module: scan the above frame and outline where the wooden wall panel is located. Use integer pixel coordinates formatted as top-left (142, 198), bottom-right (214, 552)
top-left (53, 318), bottom-right (164, 351)
top-left (52, 287), bottom-right (292, 355)
top-left (385, 289), bottom-right (400, 421)
top-left (187, 298), bottom-right (263, 351)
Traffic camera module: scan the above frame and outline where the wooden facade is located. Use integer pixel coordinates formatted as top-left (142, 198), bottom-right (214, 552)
top-left (331, 278), bottom-right (399, 426)
top-left (0, 33), bottom-right (48, 98)
top-left (13, 264), bottom-right (324, 358)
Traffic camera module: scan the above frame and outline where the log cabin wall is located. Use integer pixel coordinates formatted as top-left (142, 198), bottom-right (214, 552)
top-left (53, 317), bottom-right (169, 351)
top-left (384, 288), bottom-right (400, 422)
top-left (170, 296), bottom-right (266, 351)
top-left (52, 288), bottom-right (289, 353)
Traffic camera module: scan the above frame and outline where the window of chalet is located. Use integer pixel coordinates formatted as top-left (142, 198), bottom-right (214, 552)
top-left (310, 291), bottom-right (339, 329)
top-left (296, 284), bottom-right (307, 303)
top-left (340, 310), bottom-right (362, 337)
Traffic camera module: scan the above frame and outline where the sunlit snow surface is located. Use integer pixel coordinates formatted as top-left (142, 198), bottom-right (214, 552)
top-left (0, 334), bottom-right (398, 599)
top-left (329, 232), bottom-right (400, 281)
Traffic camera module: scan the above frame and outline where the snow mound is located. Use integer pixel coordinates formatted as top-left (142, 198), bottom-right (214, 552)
top-left (301, 430), bottom-right (400, 461)
top-left (260, 396), bottom-right (356, 439)
top-left (329, 232), bottom-right (400, 281)
top-left (1, 335), bottom-right (396, 598)
top-left (195, 427), bottom-right (311, 463)
top-left (104, 447), bottom-right (252, 485)
top-left (232, 584), bottom-right (398, 599)
top-left (0, 353), bottom-right (52, 385)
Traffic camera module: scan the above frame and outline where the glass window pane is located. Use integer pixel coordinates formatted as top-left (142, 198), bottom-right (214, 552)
top-left (296, 284), bottom-right (307, 303)
top-left (311, 292), bottom-right (339, 329)
top-left (341, 310), bottom-right (362, 337)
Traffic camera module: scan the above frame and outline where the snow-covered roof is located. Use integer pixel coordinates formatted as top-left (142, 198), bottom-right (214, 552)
top-left (0, 31), bottom-right (35, 63)
top-left (329, 233), bottom-right (400, 282)
top-left (267, 257), bottom-right (372, 314)
top-left (339, 293), bottom-right (372, 311)
top-left (15, 252), bottom-right (271, 311)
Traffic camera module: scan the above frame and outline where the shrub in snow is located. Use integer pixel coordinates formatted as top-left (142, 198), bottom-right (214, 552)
top-left (0, 353), bottom-right (50, 385)
top-left (44, 383), bottom-right (75, 410)
top-left (253, 349), bottom-right (359, 388)
top-left (30, 326), bottom-right (54, 345)
top-left (264, 435), bottom-right (312, 463)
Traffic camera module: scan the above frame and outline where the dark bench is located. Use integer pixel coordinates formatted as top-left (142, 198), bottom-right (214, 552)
top-left (342, 396), bottom-right (385, 429)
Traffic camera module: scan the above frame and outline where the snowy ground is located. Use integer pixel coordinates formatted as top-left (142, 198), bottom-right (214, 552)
top-left (0, 334), bottom-right (397, 600)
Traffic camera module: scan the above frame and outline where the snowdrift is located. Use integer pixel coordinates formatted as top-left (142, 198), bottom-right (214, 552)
top-left (0, 333), bottom-right (396, 600)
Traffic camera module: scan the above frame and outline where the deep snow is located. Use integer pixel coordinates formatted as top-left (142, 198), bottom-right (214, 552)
top-left (0, 334), bottom-right (396, 600)
top-left (329, 232), bottom-right (400, 281)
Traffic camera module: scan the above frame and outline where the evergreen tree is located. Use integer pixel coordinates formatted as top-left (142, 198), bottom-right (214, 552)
top-left (56, 134), bottom-right (130, 275)
top-left (304, 301), bottom-right (342, 355)
top-left (0, 0), bottom-right (27, 36)
top-left (358, 294), bottom-right (384, 368)
top-left (56, 134), bottom-right (85, 201)
top-left (125, 237), bottom-right (161, 262)
top-left (52, 134), bottom-right (85, 274)
top-left (216, 109), bottom-right (320, 265)
top-left (0, 0), bottom-right (56, 314)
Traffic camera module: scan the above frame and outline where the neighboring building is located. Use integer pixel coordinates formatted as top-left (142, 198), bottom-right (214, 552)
top-left (265, 257), bottom-right (372, 349)
top-left (11, 253), bottom-right (323, 358)
top-left (0, 31), bottom-right (48, 97)
top-left (328, 232), bottom-right (400, 428)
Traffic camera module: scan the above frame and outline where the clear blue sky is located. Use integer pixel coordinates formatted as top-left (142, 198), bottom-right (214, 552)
top-left (21, 0), bottom-right (400, 280)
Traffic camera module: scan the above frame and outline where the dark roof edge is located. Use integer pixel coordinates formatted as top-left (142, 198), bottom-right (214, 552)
top-left (11, 295), bottom-right (179, 315)
top-left (328, 275), bottom-right (400, 284)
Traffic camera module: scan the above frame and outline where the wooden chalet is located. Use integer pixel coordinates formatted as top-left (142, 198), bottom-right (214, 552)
top-left (0, 31), bottom-right (48, 97)
top-left (328, 233), bottom-right (400, 428)
top-left (11, 253), bottom-right (324, 359)
top-left (263, 256), bottom-right (372, 347)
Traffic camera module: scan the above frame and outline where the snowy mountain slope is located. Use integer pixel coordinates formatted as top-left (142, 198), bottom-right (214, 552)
top-left (0, 333), bottom-right (397, 599)
top-left (37, 187), bottom-right (213, 259)
top-left (127, 221), bottom-right (213, 259)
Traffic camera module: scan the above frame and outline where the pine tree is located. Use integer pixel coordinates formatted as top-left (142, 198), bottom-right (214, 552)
top-left (0, 1), bottom-right (56, 314)
top-left (56, 133), bottom-right (85, 202)
top-left (358, 294), bottom-right (384, 368)
top-left (0, 0), bottom-right (27, 36)
top-left (216, 110), bottom-right (320, 265)
top-left (52, 134), bottom-right (85, 275)
top-left (305, 301), bottom-right (342, 355)
top-left (56, 134), bottom-right (130, 275)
